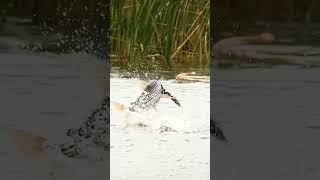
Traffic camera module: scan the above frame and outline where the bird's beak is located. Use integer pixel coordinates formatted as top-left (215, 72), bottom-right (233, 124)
top-left (171, 97), bottom-right (181, 107)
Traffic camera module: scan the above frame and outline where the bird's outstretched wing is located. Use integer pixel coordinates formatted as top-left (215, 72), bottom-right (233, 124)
top-left (161, 91), bottom-right (181, 107)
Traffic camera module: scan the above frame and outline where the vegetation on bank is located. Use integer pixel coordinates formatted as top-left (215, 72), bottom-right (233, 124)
top-left (2, 0), bottom-right (210, 74)
top-left (110, 0), bottom-right (210, 70)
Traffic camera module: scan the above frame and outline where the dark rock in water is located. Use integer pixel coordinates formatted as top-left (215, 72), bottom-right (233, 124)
top-left (211, 119), bottom-right (227, 142)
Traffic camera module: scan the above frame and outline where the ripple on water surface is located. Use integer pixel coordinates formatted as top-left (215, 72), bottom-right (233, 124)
top-left (110, 76), bottom-right (210, 180)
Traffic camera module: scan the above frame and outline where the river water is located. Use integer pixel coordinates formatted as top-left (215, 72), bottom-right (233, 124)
top-left (1, 48), bottom-right (320, 180)
top-left (0, 48), bottom-right (210, 179)
top-left (2, 17), bottom-right (320, 180)
top-left (212, 65), bottom-right (320, 180)
top-left (110, 70), bottom-right (210, 180)
top-left (0, 52), bottom-right (108, 180)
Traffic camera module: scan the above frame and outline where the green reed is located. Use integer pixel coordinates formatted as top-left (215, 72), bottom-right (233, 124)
top-left (111, 0), bottom-right (210, 68)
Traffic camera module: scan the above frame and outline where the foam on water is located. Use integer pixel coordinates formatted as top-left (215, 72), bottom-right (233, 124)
top-left (0, 49), bottom-right (209, 179)
top-left (110, 76), bottom-right (210, 179)
top-left (110, 78), bottom-right (210, 133)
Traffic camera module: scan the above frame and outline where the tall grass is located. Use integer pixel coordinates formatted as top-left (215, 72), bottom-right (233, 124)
top-left (111, 0), bottom-right (210, 69)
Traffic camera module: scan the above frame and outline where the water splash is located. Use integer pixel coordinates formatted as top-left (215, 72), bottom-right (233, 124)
top-left (110, 77), bottom-right (210, 134)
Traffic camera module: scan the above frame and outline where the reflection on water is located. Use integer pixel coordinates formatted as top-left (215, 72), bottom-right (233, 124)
top-left (110, 70), bottom-right (210, 180)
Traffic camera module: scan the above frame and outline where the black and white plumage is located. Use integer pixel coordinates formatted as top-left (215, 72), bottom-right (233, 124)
top-left (129, 81), bottom-right (180, 112)
top-left (60, 81), bottom-right (181, 158)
